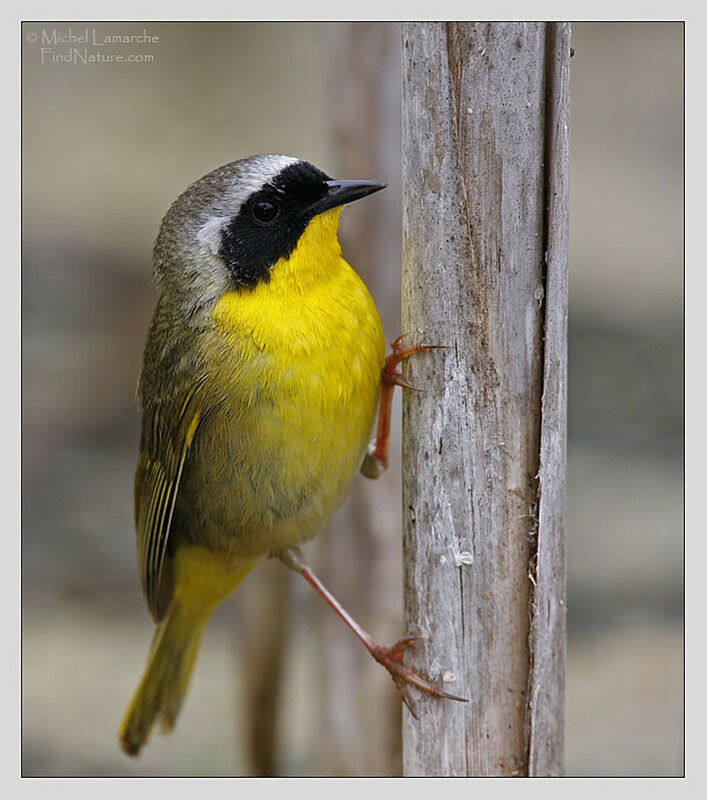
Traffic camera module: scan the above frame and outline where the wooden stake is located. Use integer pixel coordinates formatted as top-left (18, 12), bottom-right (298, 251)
top-left (401, 22), bottom-right (570, 777)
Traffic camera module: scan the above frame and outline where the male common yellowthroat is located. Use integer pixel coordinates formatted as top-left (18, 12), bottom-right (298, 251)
top-left (118, 155), bottom-right (462, 757)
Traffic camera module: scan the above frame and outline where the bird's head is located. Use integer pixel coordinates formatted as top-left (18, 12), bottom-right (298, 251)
top-left (153, 154), bottom-right (385, 313)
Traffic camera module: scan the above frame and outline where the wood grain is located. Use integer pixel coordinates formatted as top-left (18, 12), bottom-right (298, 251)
top-left (527, 22), bottom-right (571, 777)
top-left (401, 22), bottom-right (570, 777)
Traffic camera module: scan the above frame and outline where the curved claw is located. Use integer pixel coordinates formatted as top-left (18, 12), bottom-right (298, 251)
top-left (388, 636), bottom-right (427, 663)
top-left (371, 637), bottom-right (469, 706)
top-left (383, 345), bottom-right (444, 388)
top-left (389, 333), bottom-right (451, 352)
top-left (390, 331), bottom-right (416, 351)
top-left (389, 373), bottom-right (424, 392)
top-left (395, 679), bottom-right (420, 720)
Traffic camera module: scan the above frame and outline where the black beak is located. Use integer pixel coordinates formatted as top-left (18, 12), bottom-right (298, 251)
top-left (305, 179), bottom-right (386, 217)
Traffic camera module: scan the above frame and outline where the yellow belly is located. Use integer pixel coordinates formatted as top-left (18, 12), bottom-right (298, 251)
top-left (177, 212), bottom-right (385, 556)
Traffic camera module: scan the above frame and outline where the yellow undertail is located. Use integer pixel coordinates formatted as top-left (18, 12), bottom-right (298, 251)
top-left (119, 547), bottom-right (259, 756)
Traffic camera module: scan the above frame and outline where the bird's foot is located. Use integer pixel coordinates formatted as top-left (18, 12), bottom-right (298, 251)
top-left (381, 334), bottom-right (449, 392)
top-left (362, 335), bottom-right (449, 479)
top-left (368, 636), bottom-right (468, 719)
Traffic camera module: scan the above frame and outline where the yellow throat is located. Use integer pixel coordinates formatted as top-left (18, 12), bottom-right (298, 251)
top-left (211, 208), bottom-right (385, 369)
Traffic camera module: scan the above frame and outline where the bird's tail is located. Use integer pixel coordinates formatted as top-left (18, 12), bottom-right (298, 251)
top-left (118, 602), bottom-right (205, 755)
top-left (119, 548), bottom-right (259, 756)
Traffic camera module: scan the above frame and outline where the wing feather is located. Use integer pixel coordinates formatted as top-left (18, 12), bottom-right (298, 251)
top-left (135, 375), bottom-right (207, 621)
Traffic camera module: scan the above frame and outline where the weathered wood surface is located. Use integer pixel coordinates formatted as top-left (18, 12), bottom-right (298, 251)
top-left (527, 22), bottom-right (570, 777)
top-left (401, 22), bottom-right (570, 777)
top-left (312, 21), bottom-right (403, 776)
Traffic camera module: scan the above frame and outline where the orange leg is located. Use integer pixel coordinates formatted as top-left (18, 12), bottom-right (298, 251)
top-left (361, 334), bottom-right (447, 479)
top-left (277, 547), bottom-right (467, 717)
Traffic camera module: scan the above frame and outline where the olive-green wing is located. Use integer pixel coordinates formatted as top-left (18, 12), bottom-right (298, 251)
top-left (135, 376), bottom-right (207, 622)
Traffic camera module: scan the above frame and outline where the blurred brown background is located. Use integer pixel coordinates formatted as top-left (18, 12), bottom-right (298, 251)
top-left (21, 22), bottom-right (683, 776)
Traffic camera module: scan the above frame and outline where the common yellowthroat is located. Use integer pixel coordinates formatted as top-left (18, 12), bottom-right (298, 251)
top-left (118, 155), bottom-right (462, 757)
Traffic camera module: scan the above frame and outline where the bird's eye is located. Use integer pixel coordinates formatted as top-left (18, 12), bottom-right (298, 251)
top-left (251, 198), bottom-right (280, 224)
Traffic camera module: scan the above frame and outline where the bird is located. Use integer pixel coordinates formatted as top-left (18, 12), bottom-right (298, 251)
top-left (118, 154), bottom-right (464, 757)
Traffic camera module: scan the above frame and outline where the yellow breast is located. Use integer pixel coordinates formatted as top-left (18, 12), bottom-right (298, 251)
top-left (204, 209), bottom-right (385, 551)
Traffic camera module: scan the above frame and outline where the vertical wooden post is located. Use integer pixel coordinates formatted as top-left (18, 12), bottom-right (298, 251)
top-left (401, 22), bottom-right (570, 777)
top-left (527, 22), bottom-right (570, 776)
